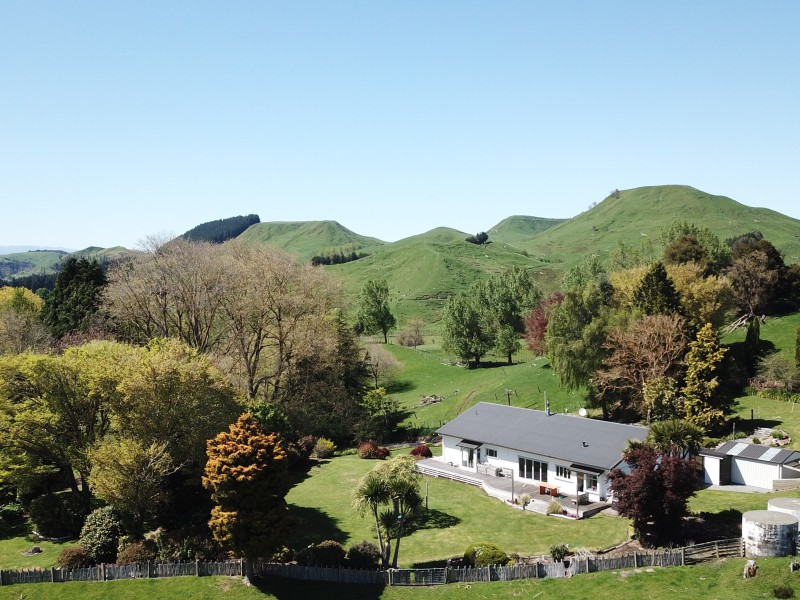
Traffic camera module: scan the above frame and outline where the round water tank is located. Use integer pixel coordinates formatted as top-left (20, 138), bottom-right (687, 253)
top-left (768, 497), bottom-right (800, 521)
top-left (742, 510), bottom-right (798, 557)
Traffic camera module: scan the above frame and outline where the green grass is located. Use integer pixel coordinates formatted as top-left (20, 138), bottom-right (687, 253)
top-left (4, 558), bottom-right (800, 599)
top-left (285, 452), bottom-right (628, 566)
top-left (0, 526), bottom-right (76, 569)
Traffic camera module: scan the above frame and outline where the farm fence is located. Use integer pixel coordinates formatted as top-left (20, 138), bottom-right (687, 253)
top-left (0, 538), bottom-right (744, 588)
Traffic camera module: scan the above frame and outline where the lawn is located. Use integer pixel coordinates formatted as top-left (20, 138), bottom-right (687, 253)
top-left (0, 522), bottom-right (76, 570)
top-left (4, 558), bottom-right (800, 599)
top-left (285, 451), bottom-right (628, 566)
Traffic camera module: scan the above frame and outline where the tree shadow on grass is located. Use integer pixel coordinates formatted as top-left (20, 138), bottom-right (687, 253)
top-left (684, 508), bottom-right (743, 543)
top-left (384, 378), bottom-right (415, 394)
top-left (254, 577), bottom-right (385, 599)
top-left (285, 505), bottom-right (348, 549)
top-left (411, 509), bottom-right (461, 531)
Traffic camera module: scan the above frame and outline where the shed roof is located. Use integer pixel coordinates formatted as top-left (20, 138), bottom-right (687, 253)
top-left (436, 402), bottom-right (648, 471)
top-left (700, 441), bottom-right (800, 465)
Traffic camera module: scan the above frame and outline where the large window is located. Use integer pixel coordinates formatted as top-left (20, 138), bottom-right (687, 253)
top-left (519, 457), bottom-right (547, 481)
top-left (586, 474), bottom-right (598, 492)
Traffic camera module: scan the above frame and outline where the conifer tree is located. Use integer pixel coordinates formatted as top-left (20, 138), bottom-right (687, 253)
top-left (683, 323), bottom-right (729, 431)
top-left (203, 413), bottom-right (291, 581)
top-left (632, 262), bottom-right (683, 317)
top-left (42, 257), bottom-right (106, 338)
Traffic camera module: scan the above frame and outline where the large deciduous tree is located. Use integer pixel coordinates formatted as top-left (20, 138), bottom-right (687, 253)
top-left (442, 292), bottom-right (494, 368)
top-left (203, 412), bottom-right (291, 580)
top-left (0, 287), bottom-right (51, 354)
top-left (608, 442), bottom-right (696, 545)
top-left (357, 279), bottom-right (396, 344)
top-left (524, 292), bottom-right (564, 356)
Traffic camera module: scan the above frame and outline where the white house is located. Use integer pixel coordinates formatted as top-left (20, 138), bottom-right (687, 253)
top-left (436, 402), bottom-right (648, 503)
top-left (700, 441), bottom-right (800, 490)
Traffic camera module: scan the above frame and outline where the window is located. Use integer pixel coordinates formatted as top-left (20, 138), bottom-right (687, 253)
top-left (519, 457), bottom-right (547, 481)
top-left (485, 448), bottom-right (497, 458)
top-left (556, 466), bottom-right (571, 479)
top-left (586, 475), bottom-right (598, 492)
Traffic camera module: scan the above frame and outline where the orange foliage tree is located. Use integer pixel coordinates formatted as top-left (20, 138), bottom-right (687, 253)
top-left (203, 412), bottom-right (291, 580)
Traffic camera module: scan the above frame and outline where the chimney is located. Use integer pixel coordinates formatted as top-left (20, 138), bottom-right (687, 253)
top-left (544, 391), bottom-right (550, 416)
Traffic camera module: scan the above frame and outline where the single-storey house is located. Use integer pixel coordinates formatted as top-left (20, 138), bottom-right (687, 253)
top-left (436, 402), bottom-right (648, 503)
top-left (699, 441), bottom-right (800, 490)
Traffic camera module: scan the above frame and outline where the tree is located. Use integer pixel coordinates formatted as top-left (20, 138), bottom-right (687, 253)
top-left (357, 279), bottom-right (396, 344)
top-left (353, 455), bottom-right (422, 568)
top-left (593, 314), bottom-right (688, 421)
top-left (465, 232), bottom-right (489, 245)
top-left (364, 343), bottom-right (401, 389)
top-left (524, 292), bottom-right (564, 356)
top-left (494, 325), bottom-right (520, 365)
top-left (728, 249), bottom-right (781, 317)
top-left (647, 419), bottom-right (704, 459)
top-left (632, 262), bottom-right (683, 317)
top-left (0, 287), bottom-right (51, 354)
top-left (682, 323), bottom-right (730, 432)
top-left (660, 220), bottom-right (730, 273)
top-left (442, 292), bottom-right (494, 368)
top-left (41, 257), bottom-right (107, 338)
top-left (665, 263), bottom-right (733, 330)
top-left (743, 317), bottom-right (761, 376)
top-left (608, 442), bottom-right (696, 545)
top-left (203, 412), bottom-right (291, 580)
top-left (483, 267), bottom-right (541, 335)
top-left (89, 439), bottom-right (177, 535)
top-left (663, 234), bottom-right (709, 270)
top-left (642, 376), bottom-right (683, 422)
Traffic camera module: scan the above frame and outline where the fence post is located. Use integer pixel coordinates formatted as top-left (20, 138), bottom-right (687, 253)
top-left (51, 567), bottom-right (55, 582)
top-left (681, 547), bottom-right (685, 566)
top-left (1, 569), bottom-right (4, 586)
top-left (240, 558), bottom-right (244, 577)
top-left (195, 559), bottom-right (200, 577)
top-left (101, 563), bottom-right (106, 581)
top-left (715, 542), bottom-right (719, 559)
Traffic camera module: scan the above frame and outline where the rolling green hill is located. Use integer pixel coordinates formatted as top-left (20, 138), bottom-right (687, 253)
top-left (237, 220), bottom-right (385, 262)
top-left (488, 215), bottom-right (566, 246)
top-left (0, 250), bottom-right (67, 279)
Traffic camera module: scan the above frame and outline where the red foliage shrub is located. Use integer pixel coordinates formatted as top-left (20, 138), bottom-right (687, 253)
top-left (410, 444), bottom-right (433, 459)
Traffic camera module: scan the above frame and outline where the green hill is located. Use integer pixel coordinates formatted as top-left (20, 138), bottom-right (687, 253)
top-left (237, 220), bottom-right (385, 262)
top-left (0, 250), bottom-right (67, 279)
top-left (514, 185), bottom-right (800, 285)
top-left (489, 215), bottom-right (566, 246)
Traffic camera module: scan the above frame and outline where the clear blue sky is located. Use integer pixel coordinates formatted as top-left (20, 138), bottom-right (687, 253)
top-left (1, 1), bottom-right (799, 250)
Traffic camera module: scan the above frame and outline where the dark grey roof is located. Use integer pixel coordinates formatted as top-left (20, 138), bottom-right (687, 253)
top-left (701, 441), bottom-right (800, 465)
top-left (437, 402), bottom-right (648, 471)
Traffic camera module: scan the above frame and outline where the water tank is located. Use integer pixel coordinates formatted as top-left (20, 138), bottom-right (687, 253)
top-left (742, 510), bottom-right (798, 557)
top-left (768, 497), bottom-right (800, 521)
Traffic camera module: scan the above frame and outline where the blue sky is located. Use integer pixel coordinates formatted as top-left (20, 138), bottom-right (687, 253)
top-left (1, 1), bottom-right (799, 250)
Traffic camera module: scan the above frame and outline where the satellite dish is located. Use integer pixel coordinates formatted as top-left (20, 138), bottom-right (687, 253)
top-left (578, 408), bottom-right (588, 417)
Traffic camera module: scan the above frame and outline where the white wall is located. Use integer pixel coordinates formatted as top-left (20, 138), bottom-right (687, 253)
top-left (440, 435), bottom-right (609, 501)
top-left (731, 457), bottom-right (780, 489)
top-left (704, 456), bottom-right (721, 485)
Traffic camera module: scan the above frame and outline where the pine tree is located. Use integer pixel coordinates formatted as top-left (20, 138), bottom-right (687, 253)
top-left (632, 262), bottom-right (683, 317)
top-left (203, 413), bottom-right (291, 580)
top-left (41, 257), bottom-right (106, 338)
top-left (683, 323), bottom-right (729, 431)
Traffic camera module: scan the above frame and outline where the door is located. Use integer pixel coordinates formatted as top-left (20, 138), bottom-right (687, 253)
top-left (468, 448), bottom-right (474, 468)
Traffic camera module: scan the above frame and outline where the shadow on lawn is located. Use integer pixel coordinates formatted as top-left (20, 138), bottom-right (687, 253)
top-left (412, 509), bottom-right (461, 531)
top-left (255, 577), bottom-right (385, 599)
top-left (385, 378), bottom-right (415, 394)
top-left (285, 505), bottom-right (348, 548)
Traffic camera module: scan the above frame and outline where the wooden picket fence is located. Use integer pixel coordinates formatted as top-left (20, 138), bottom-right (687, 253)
top-left (0, 539), bottom-right (745, 588)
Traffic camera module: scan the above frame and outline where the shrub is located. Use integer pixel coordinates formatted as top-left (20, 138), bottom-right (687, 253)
top-left (463, 543), bottom-right (509, 567)
top-left (546, 499), bottom-right (564, 516)
top-left (773, 430), bottom-right (788, 440)
top-left (774, 585), bottom-right (795, 599)
top-left (376, 447), bottom-right (390, 460)
top-left (519, 494), bottom-right (531, 510)
top-left (397, 331), bottom-right (423, 347)
top-left (116, 540), bottom-right (157, 564)
top-left (550, 543), bottom-right (569, 562)
top-left (294, 544), bottom-right (315, 565)
top-left (314, 540), bottom-right (347, 566)
top-left (0, 502), bottom-right (24, 524)
top-left (410, 444), bottom-right (433, 459)
top-left (79, 506), bottom-right (125, 564)
top-left (358, 441), bottom-right (380, 459)
top-left (269, 546), bottom-right (294, 563)
top-left (347, 540), bottom-right (381, 568)
top-left (27, 493), bottom-right (85, 538)
top-left (57, 546), bottom-right (93, 568)
top-left (151, 526), bottom-right (223, 562)
top-left (753, 437), bottom-right (761, 444)
top-left (313, 438), bottom-right (336, 459)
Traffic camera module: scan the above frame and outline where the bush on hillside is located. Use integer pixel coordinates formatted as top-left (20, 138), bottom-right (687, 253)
top-left (79, 506), bottom-right (125, 564)
top-left (57, 546), bottom-right (93, 568)
top-left (397, 331), bottom-right (423, 347)
top-left (358, 441), bottom-right (380, 459)
top-left (463, 543), bottom-right (509, 567)
top-left (27, 493), bottom-right (85, 538)
top-left (347, 540), bottom-right (381, 568)
top-left (410, 444), bottom-right (433, 459)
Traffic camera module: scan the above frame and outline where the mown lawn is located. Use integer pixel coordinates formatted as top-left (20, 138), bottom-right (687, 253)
top-left (4, 557), bottom-right (800, 600)
top-left (285, 452), bottom-right (628, 566)
top-left (0, 522), bottom-right (76, 570)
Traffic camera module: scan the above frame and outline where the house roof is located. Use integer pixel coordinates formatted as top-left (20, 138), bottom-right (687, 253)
top-left (436, 402), bottom-right (648, 472)
top-left (699, 441), bottom-right (800, 465)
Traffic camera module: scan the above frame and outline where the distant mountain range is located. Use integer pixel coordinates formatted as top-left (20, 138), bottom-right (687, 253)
top-left (3, 185), bottom-right (799, 328)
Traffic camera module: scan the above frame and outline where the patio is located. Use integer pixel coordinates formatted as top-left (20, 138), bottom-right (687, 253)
top-left (415, 457), bottom-right (610, 518)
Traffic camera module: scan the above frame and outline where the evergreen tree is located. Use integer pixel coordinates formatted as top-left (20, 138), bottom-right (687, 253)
top-left (683, 323), bottom-right (730, 431)
top-left (203, 412), bottom-right (291, 581)
top-left (357, 279), bottom-right (396, 343)
top-left (632, 262), bottom-right (683, 317)
top-left (41, 257), bottom-right (106, 338)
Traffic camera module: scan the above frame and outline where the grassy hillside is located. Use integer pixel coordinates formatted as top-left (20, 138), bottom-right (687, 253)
top-left (329, 228), bottom-right (546, 329)
top-left (514, 185), bottom-right (800, 284)
top-left (488, 215), bottom-right (566, 246)
top-left (0, 249), bottom-right (66, 279)
top-left (237, 220), bottom-right (385, 262)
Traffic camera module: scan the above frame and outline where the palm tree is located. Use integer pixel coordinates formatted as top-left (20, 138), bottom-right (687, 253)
top-left (352, 471), bottom-right (390, 566)
top-left (648, 418), bottom-right (705, 458)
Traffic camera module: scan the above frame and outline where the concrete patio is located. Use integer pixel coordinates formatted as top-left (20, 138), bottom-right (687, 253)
top-left (415, 457), bottom-right (610, 518)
